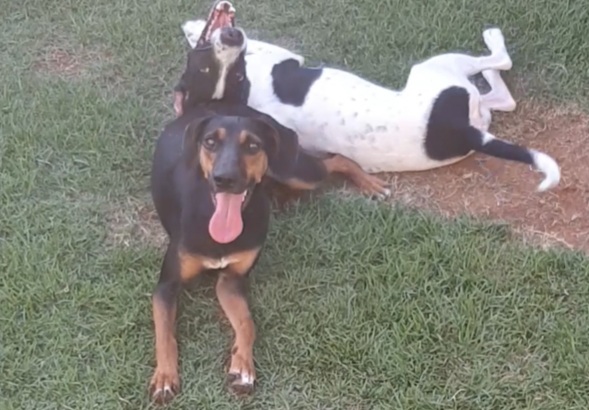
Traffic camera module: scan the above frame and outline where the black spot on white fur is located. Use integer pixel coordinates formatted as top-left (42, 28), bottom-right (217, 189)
top-left (424, 86), bottom-right (534, 165)
top-left (271, 59), bottom-right (322, 106)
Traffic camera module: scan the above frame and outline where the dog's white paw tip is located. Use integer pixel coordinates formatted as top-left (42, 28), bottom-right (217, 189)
top-left (372, 189), bottom-right (391, 201)
top-left (504, 100), bottom-right (517, 111)
top-left (483, 28), bottom-right (506, 48)
top-left (226, 370), bottom-right (255, 395)
top-left (483, 28), bottom-right (503, 38)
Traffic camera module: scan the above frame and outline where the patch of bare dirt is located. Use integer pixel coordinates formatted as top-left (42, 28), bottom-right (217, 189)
top-left (378, 100), bottom-right (589, 252)
top-left (33, 44), bottom-right (112, 79)
top-left (105, 196), bottom-right (166, 249)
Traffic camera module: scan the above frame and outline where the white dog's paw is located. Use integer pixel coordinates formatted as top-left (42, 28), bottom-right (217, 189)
top-left (483, 28), bottom-right (512, 70)
top-left (483, 28), bottom-right (506, 49)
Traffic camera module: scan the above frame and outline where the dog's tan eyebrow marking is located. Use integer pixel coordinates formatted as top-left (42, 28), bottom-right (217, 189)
top-left (238, 130), bottom-right (261, 145)
top-left (216, 127), bottom-right (227, 140)
top-left (206, 127), bottom-right (227, 141)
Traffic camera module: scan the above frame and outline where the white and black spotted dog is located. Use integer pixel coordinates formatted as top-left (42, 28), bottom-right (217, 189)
top-left (180, 14), bottom-right (560, 192)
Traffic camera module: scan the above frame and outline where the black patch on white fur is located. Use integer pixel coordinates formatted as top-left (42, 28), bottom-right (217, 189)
top-left (424, 86), bottom-right (534, 165)
top-left (271, 59), bottom-right (322, 106)
top-left (475, 137), bottom-right (534, 164)
top-left (424, 86), bottom-right (475, 160)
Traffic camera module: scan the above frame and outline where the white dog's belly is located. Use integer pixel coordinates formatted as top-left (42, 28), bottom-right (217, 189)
top-left (350, 145), bottom-right (471, 173)
top-left (272, 70), bottom-right (470, 173)
top-left (296, 122), bottom-right (471, 173)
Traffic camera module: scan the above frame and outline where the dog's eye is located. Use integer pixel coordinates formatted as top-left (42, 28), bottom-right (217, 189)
top-left (199, 67), bottom-right (210, 74)
top-left (203, 137), bottom-right (217, 149)
top-left (246, 141), bottom-right (261, 153)
top-left (236, 74), bottom-right (244, 81)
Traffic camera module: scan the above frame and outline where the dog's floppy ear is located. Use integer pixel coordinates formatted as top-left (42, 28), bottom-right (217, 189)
top-left (183, 114), bottom-right (215, 168)
top-left (252, 115), bottom-right (300, 182)
top-left (182, 19), bottom-right (207, 49)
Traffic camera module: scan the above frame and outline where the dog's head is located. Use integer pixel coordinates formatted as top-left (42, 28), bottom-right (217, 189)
top-left (183, 114), bottom-right (298, 243)
top-left (174, 1), bottom-right (249, 115)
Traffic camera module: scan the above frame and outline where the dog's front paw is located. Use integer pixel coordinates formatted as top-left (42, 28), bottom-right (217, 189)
top-left (356, 173), bottom-right (391, 200)
top-left (226, 348), bottom-right (256, 395)
top-left (149, 366), bottom-right (180, 405)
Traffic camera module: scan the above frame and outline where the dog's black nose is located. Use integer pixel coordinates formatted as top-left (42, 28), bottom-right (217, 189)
top-left (213, 171), bottom-right (239, 191)
top-left (220, 27), bottom-right (243, 47)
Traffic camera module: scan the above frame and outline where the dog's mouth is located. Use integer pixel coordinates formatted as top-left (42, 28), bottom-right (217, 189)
top-left (208, 188), bottom-right (253, 244)
top-left (197, 0), bottom-right (236, 47)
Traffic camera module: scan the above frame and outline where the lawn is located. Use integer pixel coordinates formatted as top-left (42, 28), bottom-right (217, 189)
top-left (1, 0), bottom-right (589, 409)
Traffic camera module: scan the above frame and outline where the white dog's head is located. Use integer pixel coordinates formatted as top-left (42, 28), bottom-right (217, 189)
top-left (173, 1), bottom-right (249, 116)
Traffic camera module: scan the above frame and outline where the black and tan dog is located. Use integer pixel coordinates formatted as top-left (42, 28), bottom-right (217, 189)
top-left (151, 109), bottom-right (287, 403)
top-left (149, 1), bottom-right (387, 404)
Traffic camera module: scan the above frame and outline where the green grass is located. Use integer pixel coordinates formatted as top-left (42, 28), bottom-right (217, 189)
top-left (1, 0), bottom-right (589, 408)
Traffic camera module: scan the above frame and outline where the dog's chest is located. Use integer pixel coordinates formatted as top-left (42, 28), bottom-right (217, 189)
top-left (202, 255), bottom-right (237, 270)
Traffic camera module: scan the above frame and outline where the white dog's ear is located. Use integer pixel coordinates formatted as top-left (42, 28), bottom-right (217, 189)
top-left (182, 19), bottom-right (207, 49)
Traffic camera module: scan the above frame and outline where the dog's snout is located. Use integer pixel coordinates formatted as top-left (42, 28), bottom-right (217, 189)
top-left (220, 27), bottom-right (243, 46)
top-left (213, 170), bottom-right (240, 191)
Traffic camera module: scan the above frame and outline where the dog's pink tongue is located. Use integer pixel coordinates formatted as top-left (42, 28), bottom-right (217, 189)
top-left (209, 193), bottom-right (244, 244)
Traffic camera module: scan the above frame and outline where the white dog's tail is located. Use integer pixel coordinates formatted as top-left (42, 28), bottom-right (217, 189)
top-left (467, 128), bottom-right (560, 192)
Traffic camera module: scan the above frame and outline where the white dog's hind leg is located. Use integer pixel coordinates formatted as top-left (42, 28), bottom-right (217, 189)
top-left (416, 47), bottom-right (512, 78)
top-left (482, 27), bottom-right (511, 63)
top-left (466, 88), bottom-right (491, 131)
top-left (478, 28), bottom-right (517, 112)
top-left (412, 27), bottom-right (512, 82)
top-left (481, 69), bottom-right (517, 112)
